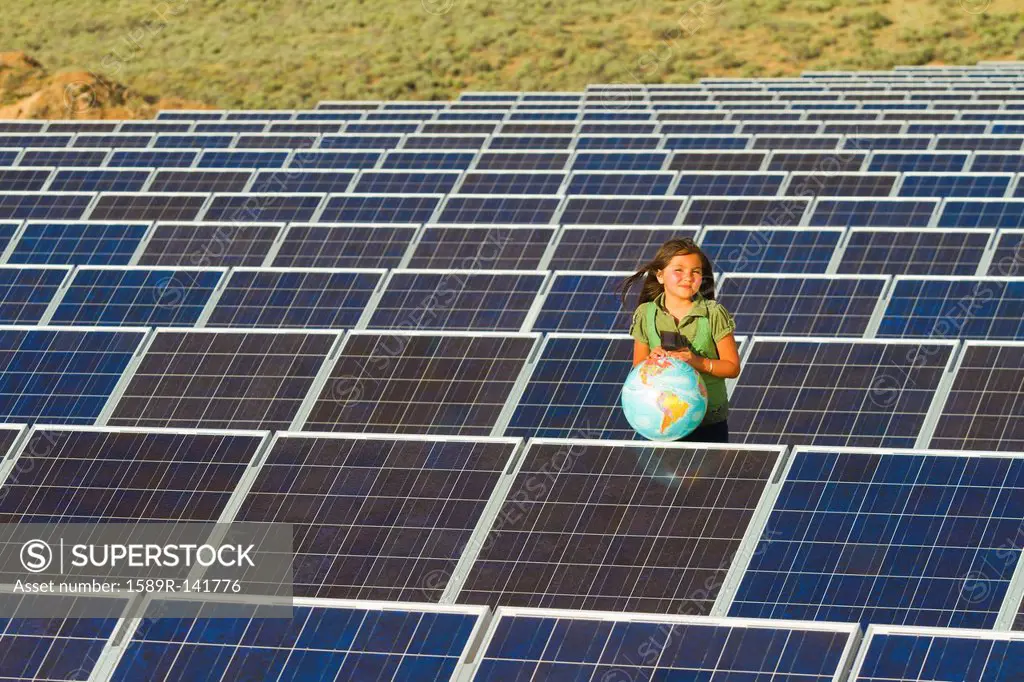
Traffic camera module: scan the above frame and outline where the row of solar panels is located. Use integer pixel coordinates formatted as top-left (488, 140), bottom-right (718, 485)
top-left (4, 593), bottom-right (1022, 681)
top-left (0, 221), bottom-right (1019, 276)
top-left (13, 168), bottom-right (1024, 199)
top-left (14, 148), bottom-right (1024, 173)
top-left (0, 326), bottom-right (1016, 451)
top-left (0, 264), bottom-right (1020, 338)
top-left (0, 429), bottom-right (1022, 630)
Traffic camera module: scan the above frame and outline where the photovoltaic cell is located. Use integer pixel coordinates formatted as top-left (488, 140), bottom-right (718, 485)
top-left (718, 275), bottom-right (887, 336)
top-left (700, 228), bottom-right (841, 274)
top-left (319, 195), bottom-right (440, 223)
top-left (368, 271), bottom-right (545, 331)
top-left (938, 200), bottom-right (1024, 229)
top-left (567, 172), bottom-right (673, 195)
top-left (0, 427), bottom-right (264, 522)
top-left (475, 152), bottom-right (569, 171)
top-left (549, 227), bottom-right (696, 271)
top-left (153, 134), bottom-right (235, 148)
top-left (838, 229), bottom-right (991, 276)
top-left (987, 230), bottom-right (1024, 276)
top-left (729, 339), bottom-right (954, 447)
top-left (49, 267), bottom-right (223, 327)
top-left (0, 327), bottom-right (145, 425)
top-left (0, 168), bottom-right (51, 191)
top-left (769, 152), bottom-right (866, 172)
top-left (289, 151), bottom-right (382, 169)
top-left (786, 173), bottom-right (896, 197)
top-left (853, 629), bottom-right (1024, 682)
top-left (148, 170), bottom-right (253, 193)
top-left (353, 171), bottom-right (458, 194)
top-left (272, 224), bottom-right (416, 269)
top-left (810, 199), bottom-right (938, 228)
top-left (88, 194), bottom-right (207, 222)
top-left (0, 193), bottom-right (93, 220)
top-left (572, 152), bottom-right (667, 171)
top-left (202, 194), bottom-right (323, 222)
top-left (929, 342), bottom-right (1024, 452)
top-left (674, 172), bottom-right (785, 197)
top-left (971, 153), bottom-right (1024, 173)
top-left (561, 197), bottom-right (684, 225)
top-left (531, 273), bottom-right (631, 333)
top-left (663, 136), bottom-right (751, 150)
top-left (137, 223), bottom-right (281, 267)
top-left (8, 222), bottom-right (149, 265)
top-left (207, 268), bottom-right (382, 328)
top-left (0, 266), bottom-right (70, 323)
top-left (382, 151), bottom-right (476, 170)
top-left (19, 150), bottom-right (107, 167)
top-left (457, 440), bottom-right (779, 612)
top-left (730, 448), bottom-right (1024, 628)
top-left (457, 172), bottom-right (564, 195)
top-left (409, 226), bottom-right (555, 270)
top-left (319, 136), bottom-right (400, 150)
top-left (48, 168), bottom-right (151, 192)
top-left (301, 332), bottom-right (536, 435)
top-left (197, 150), bottom-right (289, 168)
top-left (878, 278), bottom-right (1024, 339)
top-left (472, 611), bottom-right (855, 682)
top-left (684, 198), bottom-right (809, 226)
top-left (107, 330), bottom-right (337, 430)
top-left (899, 173), bottom-right (1012, 198)
top-left (235, 433), bottom-right (516, 600)
top-left (107, 150), bottom-right (198, 168)
top-left (868, 153), bottom-right (968, 173)
top-left (438, 196), bottom-right (559, 224)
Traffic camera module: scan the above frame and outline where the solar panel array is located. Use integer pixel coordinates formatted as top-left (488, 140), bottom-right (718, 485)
top-left (2, 61), bottom-right (1024, 680)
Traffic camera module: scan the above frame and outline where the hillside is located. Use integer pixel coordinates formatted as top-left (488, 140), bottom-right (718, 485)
top-left (2, 0), bottom-right (1023, 112)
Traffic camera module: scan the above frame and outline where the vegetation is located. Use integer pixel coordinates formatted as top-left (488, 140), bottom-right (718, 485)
top-left (3, 0), bottom-right (1023, 110)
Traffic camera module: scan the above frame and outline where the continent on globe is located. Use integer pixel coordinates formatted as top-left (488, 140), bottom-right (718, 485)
top-left (656, 391), bottom-right (690, 433)
top-left (639, 356), bottom-right (672, 385)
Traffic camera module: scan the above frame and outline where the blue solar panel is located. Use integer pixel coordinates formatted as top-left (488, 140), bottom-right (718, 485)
top-left (970, 153), bottom-right (1024, 173)
top-left (472, 611), bottom-right (856, 682)
top-left (987, 229), bottom-right (1024, 276)
top-left (107, 149), bottom-right (198, 168)
top-left (273, 223), bottom-right (416, 269)
top-left (675, 172), bottom-right (785, 196)
top-left (207, 268), bottom-right (382, 328)
top-left (8, 221), bottom-right (148, 265)
top-left (938, 200), bottom-right (1024, 228)
top-left (899, 173), bottom-right (1012, 198)
top-left (410, 225), bottom-right (555, 270)
top-left (719, 275), bottom-right (887, 336)
top-left (868, 153), bottom-right (968, 172)
top-left (249, 169), bottom-right (355, 193)
top-left (290, 150), bottom-right (382, 169)
top-left (561, 197), bottom-right (683, 225)
top-left (575, 135), bottom-right (660, 150)
top-left (0, 150), bottom-right (18, 166)
top-left (0, 193), bottom-right (93, 220)
top-left (685, 198), bottom-right (809, 226)
top-left (487, 135), bottom-right (572, 150)
top-left (845, 136), bottom-right (932, 151)
top-left (549, 226), bottom-right (697, 271)
top-left (202, 194), bottom-right (323, 222)
top-left (0, 168), bottom-right (51, 191)
top-left (531, 273), bottom-right (630, 333)
top-left (571, 152), bottom-right (666, 171)
top-left (49, 267), bottom-right (223, 326)
top-left (810, 199), bottom-right (938, 227)
top-left (110, 602), bottom-right (484, 682)
top-left (0, 266), bottom-right (70, 323)
top-left (566, 172), bottom-right (672, 195)
top-left (729, 339), bottom-right (955, 447)
top-left (319, 134), bottom-right (402, 149)
top-left (319, 195), bottom-right (441, 223)
top-left (19, 149), bottom-right (108, 168)
top-left (839, 229), bottom-right (991, 276)
top-left (0, 134), bottom-right (71, 147)
top-left (458, 172), bottom-right (564, 195)
top-left (704, 227), bottom-right (839, 272)
top-left (730, 448), bottom-right (1024, 628)
top-left (878, 278), bottom-right (1024, 339)
top-left (382, 151), bottom-right (476, 170)
top-left (439, 196), bottom-right (559, 224)
top-left (73, 133), bottom-right (152, 148)
top-left (369, 271), bottom-right (545, 331)
top-left (48, 168), bottom-right (151, 192)
top-left (403, 134), bottom-right (487, 149)
top-left (153, 134), bottom-right (235, 148)
top-left (853, 628), bottom-right (1024, 682)
top-left (354, 171), bottom-right (459, 194)
top-left (476, 152), bottom-right (569, 171)
top-left (0, 327), bottom-right (145, 424)
top-left (197, 149), bottom-right (289, 169)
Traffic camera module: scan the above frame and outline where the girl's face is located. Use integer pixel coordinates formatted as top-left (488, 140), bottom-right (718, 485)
top-left (657, 252), bottom-right (703, 301)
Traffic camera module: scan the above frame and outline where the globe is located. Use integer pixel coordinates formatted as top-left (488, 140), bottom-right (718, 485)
top-left (621, 356), bottom-right (708, 441)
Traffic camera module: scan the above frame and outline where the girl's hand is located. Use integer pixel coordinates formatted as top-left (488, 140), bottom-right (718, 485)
top-left (649, 347), bottom-right (698, 366)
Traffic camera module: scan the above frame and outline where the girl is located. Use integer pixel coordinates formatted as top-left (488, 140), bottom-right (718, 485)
top-left (619, 237), bottom-right (741, 443)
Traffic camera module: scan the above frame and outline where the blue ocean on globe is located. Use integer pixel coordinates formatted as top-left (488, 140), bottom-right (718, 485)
top-left (621, 356), bottom-right (708, 441)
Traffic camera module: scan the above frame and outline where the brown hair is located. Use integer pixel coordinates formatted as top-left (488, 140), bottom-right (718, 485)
top-left (618, 237), bottom-right (717, 308)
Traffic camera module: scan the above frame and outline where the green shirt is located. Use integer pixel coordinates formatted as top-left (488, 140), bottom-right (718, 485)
top-left (629, 292), bottom-right (737, 425)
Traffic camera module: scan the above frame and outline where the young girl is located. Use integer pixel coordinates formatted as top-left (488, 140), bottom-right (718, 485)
top-left (619, 237), bottom-right (741, 443)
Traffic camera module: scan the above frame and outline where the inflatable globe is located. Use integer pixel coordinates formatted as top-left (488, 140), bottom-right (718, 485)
top-left (621, 356), bottom-right (708, 441)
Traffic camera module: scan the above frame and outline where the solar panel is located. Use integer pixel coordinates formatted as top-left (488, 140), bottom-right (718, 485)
top-left (268, 122), bottom-right (342, 134)
top-left (868, 152), bottom-right (968, 172)
top-left (137, 222), bottom-right (281, 267)
top-left (685, 198), bottom-right (809, 226)
top-left (235, 133), bottom-right (318, 148)
top-left (300, 331), bottom-right (537, 435)
top-left (561, 197), bottom-right (684, 225)
top-left (403, 134), bottom-right (487, 149)
top-left (153, 134), bottom-right (235, 148)
top-left (409, 225), bottom-right (556, 270)
top-left (0, 167), bottom-right (51, 191)
top-left (838, 228), bottom-right (992, 276)
top-left (0, 193), bottom-right (93, 220)
top-left (194, 122), bottom-right (268, 133)
top-left (457, 172), bottom-right (564, 195)
top-left (986, 229), bottom-right (1024, 276)
top-left (938, 200), bottom-right (1024, 228)
top-left (344, 122), bottom-right (418, 133)
top-left (0, 327), bottom-right (146, 425)
top-left (0, 149), bottom-right (19, 166)
top-left (106, 329), bottom-right (338, 430)
top-left (456, 439), bottom-right (781, 612)
top-left (197, 149), bottom-right (290, 169)
top-left (47, 168), bottom-right (151, 192)
top-left (970, 152), bottom-right (1024, 172)
top-left (729, 338), bottom-right (955, 447)
top-left (107, 149), bottom-right (198, 168)
top-left (786, 173), bottom-right (897, 197)
top-left (49, 267), bottom-right (224, 327)
top-left (768, 152), bottom-right (867, 172)
top-left (937, 134), bottom-right (1024, 150)
top-left (487, 135), bottom-right (573, 150)
top-left (319, 194), bottom-right (441, 223)
top-left (718, 274), bottom-right (888, 336)
top-left (810, 198), bottom-right (938, 227)
top-left (109, 600), bottom-right (485, 682)
top-left (927, 341), bottom-right (1024, 451)
top-left (475, 152), bottom-right (569, 171)
top-left (289, 150), bottom-right (382, 169)
top-left (148, 169), bottom-right (253, 193)
top-left (235, 433), bottom-right (517, 600)
top-left (202, 193), bottom-right (324, 222)
top-left (368, 270), bottom-right (545, 331)
top-left (0, 265), bottom-right (71, 324)
top-left (675, 172), bottom-right (785, 196)
top-left (471, 610), bottom-right (857, 682)
top-left (700, 227), bottom-right (842, 274)
top-left (0, 134), bottom-right (71, 147)
top-left (72, 133), bottom-right (152, 148)
top-left (899, 172), bottom-right (1012, 198)
top-left (8, 221), bottom-right (149, 265)
top-left (670, 151), bottom-right (767, 171)
top-left (878, 277), bottom-right (1024, 340)
top-left (741, 122), bottom-right (821, 134)
top-left (0, 426), bottom-right (265, 522)
top-left (851, 626), bottom-right (1024, 682)
top-left (0, 221), bottom-right (19, 254)
top-left (575, 135), bottom-right (661, 150)
top-left (381, 151), bottom-right (476, 170)
top-left (272, 223), bottom-right (417, 269)
top-left (844, 136), bottom-right (932, 151)
top-left (353, 170), bottom-right (456, 194)
top-left (729, 447), bottom-right (1024, 628)
top-left (566, 172), bottom-right (673, 195)
top-left (530, 272), bottom-right (631, 333)
top-left (319, 134), bottom-right (402, 149)
top-left (88, 193), bottom-right (207, 222)
top-left (207, 268), bottom-right (383, 328)
top-left (18, 149), bottom-right (108, 168)
top-left (438, 196), bottom-right (559, 224)
top-left (571, 152), bottom-right (667, 171)
top-left (548, 226), bottom-right (697, 271)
